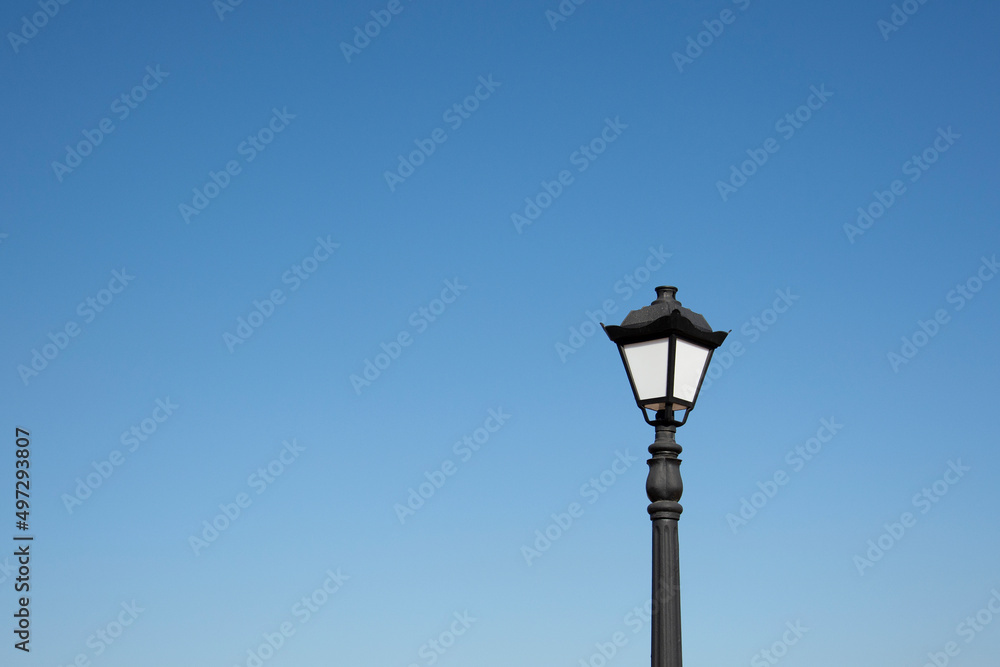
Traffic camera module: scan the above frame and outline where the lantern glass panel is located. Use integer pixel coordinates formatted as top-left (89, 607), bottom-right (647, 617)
top-left (672, 338), bottom-right (710, 405)
top-left (622, 339), bottom-right (670, 404)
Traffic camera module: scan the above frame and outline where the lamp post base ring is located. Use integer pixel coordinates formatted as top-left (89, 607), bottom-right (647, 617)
top-left (648, 500), bottom-right (683, 520)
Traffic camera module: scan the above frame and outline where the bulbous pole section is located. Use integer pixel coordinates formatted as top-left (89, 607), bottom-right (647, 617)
top-left (646, 416), bottom-right (683, 667)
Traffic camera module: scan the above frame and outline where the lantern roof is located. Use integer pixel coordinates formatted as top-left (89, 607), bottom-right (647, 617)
top-left (603, 286), bottom-right (728, 348)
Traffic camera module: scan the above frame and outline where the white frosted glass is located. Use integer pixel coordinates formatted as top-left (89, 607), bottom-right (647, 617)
top-left (622, 339), bottom-right (670, 402)
top-left (672, 339), bottom-right (709, 404)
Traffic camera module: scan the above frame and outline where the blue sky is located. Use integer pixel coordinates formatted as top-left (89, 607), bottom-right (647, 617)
top-left (2, 0), bottom-right (999, 665)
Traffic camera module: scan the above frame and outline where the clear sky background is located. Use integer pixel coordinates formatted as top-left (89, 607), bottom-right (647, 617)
top-left (2, 0), bottom-right (999, 665)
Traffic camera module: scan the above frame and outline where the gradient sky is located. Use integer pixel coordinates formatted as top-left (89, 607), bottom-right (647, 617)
top-left (2, 1), bottom-right (999, 665)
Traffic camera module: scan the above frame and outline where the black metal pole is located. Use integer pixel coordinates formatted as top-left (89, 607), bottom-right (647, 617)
top-left (646, 414), bottom-right (683, 667)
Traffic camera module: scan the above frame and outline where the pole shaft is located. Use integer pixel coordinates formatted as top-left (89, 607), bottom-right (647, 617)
top-left (651, 518), bottom-right (682, 667)
top-left (646, 421), bottom-right (683, 667)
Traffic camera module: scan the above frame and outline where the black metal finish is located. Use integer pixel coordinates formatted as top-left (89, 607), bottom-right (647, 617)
top-left (639, 396), bottom-right (691, 428)
top-left (651, 519), bottom-right (682, 667)
top-left (646, 417), bottom-right (683, 520)
top-left (646, 415), bottom-right (683, 667)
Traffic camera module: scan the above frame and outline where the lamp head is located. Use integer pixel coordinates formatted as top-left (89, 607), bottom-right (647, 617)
top-left (603, 286), bottom-right (728, 427)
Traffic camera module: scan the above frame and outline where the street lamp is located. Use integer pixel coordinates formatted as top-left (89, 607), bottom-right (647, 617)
top-left (602, 285), bottom-right (728, 667)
